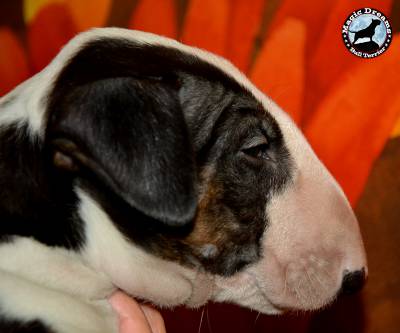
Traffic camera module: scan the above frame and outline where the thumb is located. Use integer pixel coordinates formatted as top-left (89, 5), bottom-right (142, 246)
top-left (110, 291), bottom-right (156, 333)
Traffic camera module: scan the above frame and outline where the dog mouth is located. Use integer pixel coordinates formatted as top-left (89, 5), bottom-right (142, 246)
top-left (252, 266), bottom-right (338, 313)
top-left (242, 271), bottom-right (286, 314)
top-left (210, 269), bottom-right (283, 314)
top-left (209, 252), bottom-right (341, 314)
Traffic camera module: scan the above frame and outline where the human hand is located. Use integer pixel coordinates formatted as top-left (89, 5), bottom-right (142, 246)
top-left (109, 291), bottom-right (166, 333)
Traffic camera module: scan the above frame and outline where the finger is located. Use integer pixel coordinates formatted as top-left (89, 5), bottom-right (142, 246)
top-left (140, 304), bottom-right (166, 333)
top-left (109, 291), bottom-right (153, 333)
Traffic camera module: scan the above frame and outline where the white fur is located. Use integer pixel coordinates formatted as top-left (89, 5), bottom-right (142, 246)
top-left (0, 28), bottom-right (367, 330)
top-left (0, 244), bottom-right (117, 333)
top-left (0, 237), bottom-right (113, 300)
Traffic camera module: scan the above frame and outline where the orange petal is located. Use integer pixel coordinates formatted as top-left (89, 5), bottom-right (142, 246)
top-left (66, 0), bottom-right (111, 31)
top-left (305, 0), bottom-right (392, 123)
top-left (250, 18), bottom-right (306, 124)
top-left (181, 0), bottom-right (230, 56)
top-left (265, 0), bottom-right (336, 124)
top-left (0, 28), bottom-right (30, 96)
top-left (305, 35), bottom-right (400, 205)
top-left (225, 0), bottom-right (265, 72)
top-left (27, 3), bottom-right (78, 73)
top-left (267, 0), bottom-right (335, 55)
top-left (129, 0), bottom-right (177, 38)
top-left (23, 0), bottom-right (61, 24)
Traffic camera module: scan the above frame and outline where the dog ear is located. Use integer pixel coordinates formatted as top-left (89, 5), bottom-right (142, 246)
top-left (46, 76), bottom-right (197, 228)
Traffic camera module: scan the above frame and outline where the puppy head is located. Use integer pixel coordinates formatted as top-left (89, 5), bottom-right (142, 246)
top-left (9, 28), bottom-right (367, 313)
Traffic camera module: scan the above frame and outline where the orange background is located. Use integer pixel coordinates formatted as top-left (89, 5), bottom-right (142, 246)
top-left (1, 1), bottom-right (399, 332)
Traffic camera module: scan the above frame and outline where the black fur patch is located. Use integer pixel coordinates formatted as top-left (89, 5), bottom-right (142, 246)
top-left (189, 107), bottom-right (292, 275)
top-left (46, 38), bottom-right (245, 103)
top-left (0, 317), bottom-right (54, 333)
top-left (0, 124), bottom-right (84, 249)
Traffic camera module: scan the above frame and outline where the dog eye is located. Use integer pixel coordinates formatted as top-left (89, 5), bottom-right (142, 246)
top-left (241, 134), bottom-right (271, 161)
top-left (242, 143), bottom-right (270, 160)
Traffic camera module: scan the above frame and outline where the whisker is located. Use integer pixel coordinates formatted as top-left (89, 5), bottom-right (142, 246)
top-left (253, 312), bottom-right (261, 327)
top-left (206, 305), bottom-right (213, 333)
top-left (292, 284), bottom-right (304, 305)
top-left (297, 274), bottom-right (314, 306)
top-left (312, 257), bottom-right (332, 277)
top-left (283, 265), bottom-right (289, 297)
top-left (291, 275), bottom-right (306, 306)
top-left (304, 267), bottom-right (317, 299)
top-left (198, 307), bottom-right (205, 333)
top-left (309, 268), bottom-right (329, 293)
top-left (301, 270), bottom-right (315, 304)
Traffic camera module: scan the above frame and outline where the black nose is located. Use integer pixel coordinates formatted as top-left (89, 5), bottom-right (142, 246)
top-left (340, 268), bottom-right (366, 295)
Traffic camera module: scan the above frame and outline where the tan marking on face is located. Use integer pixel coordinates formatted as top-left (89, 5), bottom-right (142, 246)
top-left (183, 181), bottom-right (230, 256)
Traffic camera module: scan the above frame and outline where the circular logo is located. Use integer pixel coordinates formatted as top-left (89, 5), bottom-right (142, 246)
top-left (342, 8), bottom-right (392, 58)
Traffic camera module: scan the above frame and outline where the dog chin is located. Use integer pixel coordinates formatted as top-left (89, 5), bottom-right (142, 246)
top-left (210, 265), bottom-right (339, 315)
top-left (211, 271), bottom-right (284, 315)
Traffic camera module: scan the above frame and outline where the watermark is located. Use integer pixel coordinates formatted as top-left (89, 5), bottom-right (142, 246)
top-left (342, 8), bottom-right (392, 58)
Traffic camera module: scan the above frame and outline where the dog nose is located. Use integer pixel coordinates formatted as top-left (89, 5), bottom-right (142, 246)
top-left (340, 268), bottom-right (367, 295)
